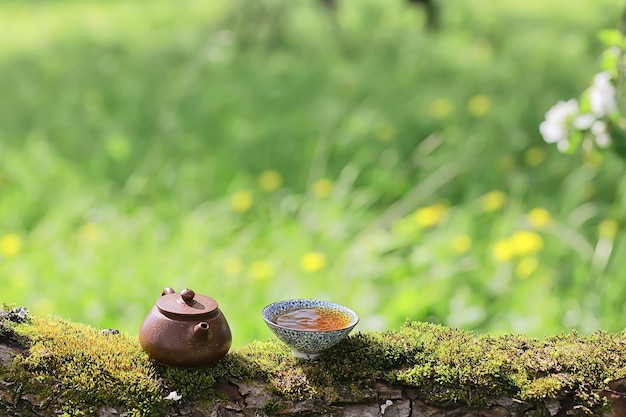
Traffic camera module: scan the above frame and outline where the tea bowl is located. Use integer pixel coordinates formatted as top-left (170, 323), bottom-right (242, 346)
top-left (261, 299), bottom-right (359, 360)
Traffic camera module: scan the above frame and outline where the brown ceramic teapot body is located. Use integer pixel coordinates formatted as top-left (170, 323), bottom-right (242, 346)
top-left (139, 287), bottom-right (232, 368)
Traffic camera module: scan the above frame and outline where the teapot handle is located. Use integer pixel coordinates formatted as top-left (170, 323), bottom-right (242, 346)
top-left (161, 287), bottom-right (175, 296)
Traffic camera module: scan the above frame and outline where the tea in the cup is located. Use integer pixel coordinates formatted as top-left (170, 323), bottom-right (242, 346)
top-left (274, 307), bottom-right (351, 331)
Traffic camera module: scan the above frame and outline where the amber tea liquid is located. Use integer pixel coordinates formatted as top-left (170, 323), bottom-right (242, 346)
top-left (274, 307), bottom-right (351, 331)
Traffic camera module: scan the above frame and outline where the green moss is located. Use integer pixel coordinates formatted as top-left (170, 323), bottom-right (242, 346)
top-left (388, 322), bottom-right (626, 406)
top-left (3, 314), bottom-right (163, 416)
top-left (263, 398), bottom-right (283, 413)
top-left (3, 309), bottom-right (626, 415)
top-left (219, 320), bottom-right (626, 408)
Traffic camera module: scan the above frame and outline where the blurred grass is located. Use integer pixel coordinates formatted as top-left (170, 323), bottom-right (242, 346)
top-left (1, 0), bottom-right (625, 347)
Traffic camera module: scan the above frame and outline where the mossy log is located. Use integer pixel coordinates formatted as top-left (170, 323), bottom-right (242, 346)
top-left (3, 306), bottom-right (626, 417)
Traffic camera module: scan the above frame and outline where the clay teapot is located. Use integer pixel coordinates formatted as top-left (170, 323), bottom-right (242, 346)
top-left (139, 287), bottom-right (232, 368)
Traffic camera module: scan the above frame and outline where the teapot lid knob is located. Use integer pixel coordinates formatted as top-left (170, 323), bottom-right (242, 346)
top-left (156, 287), bottom-right (218, 316)
top-left (181, 288), bottom-right (195, 304)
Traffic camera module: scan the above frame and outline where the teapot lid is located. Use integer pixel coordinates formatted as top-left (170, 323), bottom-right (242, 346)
top-left (156, 288), bottom-right (218, 316)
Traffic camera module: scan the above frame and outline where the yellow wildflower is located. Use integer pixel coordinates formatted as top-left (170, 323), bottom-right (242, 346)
top-left (9, 272), bottom-right (30, 289)
top-left (583, 150), bottom-right (603, 167)
top-left (472, 38), bottom-right (493, 60)
top-left (33, 298), bottom-right (54, 316)
top-left (79, 223), bottom-right (102, 242)
top-left (375, 122), bottom-right (397, 142)
top-left (258, 170), bottom-right (283, 193)
top-left (527, 208), bottom-right (551, 229)
top-left (0, 233), bottom-right (23, 257)
top-left (515, 257), bottom-right (538, 279)
top-left (390, 215), bottom-right (420, 238)
top-left (414, 203), bottom-right (448, 228)
top-left (498, 154), bottom-right (516, 173)
top-left (523, 146), bottom-right (547, 167)
top-left (510, 230), bottom-right (544, 256)
top-left (249, 261), bottom-right (274, 283)
top-left (467, 94), bottom-right (492, 117)
top-left (223, 257), bottom-right (243, 276)
top-left (105, 135), bottom-right (132, 161)
top-left (481, 191), bottom-right (506, 212)
top-left (339, 81), bottom-right (357, 100)
top-left (492, 238), bottom-right (514, 262)
top-left (230, 190), bottom-right (253, 213)
top-left (429, 98), bottom-right (454, 120)
top-left (598, 219), bottom-right (619, 239)
top-left (584, 184), bottom-right (597, 200)
top-left (300, 252), bottom-right (327, 273)
top-left (451, 235), bottom-right (472, 254)
top-left (312, 178), bottom-right (333, 198)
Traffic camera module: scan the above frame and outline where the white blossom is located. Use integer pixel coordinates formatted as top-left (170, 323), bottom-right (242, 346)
top-left (164, 391), bottom-right (182, 401)
top-left (591, 120), bottom-right (611, 148)
top-left (556, 139), bottom-right (570, 153)
top-left (591, 120), bottom-right (607, 135)
top-left (539, 99), bottom-right (579, 147)
top-left (589, 72), bottom-right (617, 117)
top-left (573, 113), bottom-right (595, 130)
top-left (595, 133), bottom-right (611, 148)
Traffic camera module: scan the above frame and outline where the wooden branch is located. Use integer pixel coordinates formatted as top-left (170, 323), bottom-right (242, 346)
top-left (2, 306), bottom-right (626, 416)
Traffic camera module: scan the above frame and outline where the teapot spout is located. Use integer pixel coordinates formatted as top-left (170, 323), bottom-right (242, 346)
top-left (194, 322), bottom-right (210, 338)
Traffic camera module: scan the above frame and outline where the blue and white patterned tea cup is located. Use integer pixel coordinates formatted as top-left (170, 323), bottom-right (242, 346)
top-left (261, 299), bottom-right (359, 360)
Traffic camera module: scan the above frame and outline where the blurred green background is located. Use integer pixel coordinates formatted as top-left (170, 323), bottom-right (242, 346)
top-left (1, 0), bottom-right (625, 347)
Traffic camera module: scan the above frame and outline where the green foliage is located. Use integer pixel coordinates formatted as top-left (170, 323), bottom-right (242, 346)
top-left (0, 0), bottom-right (625, 350)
